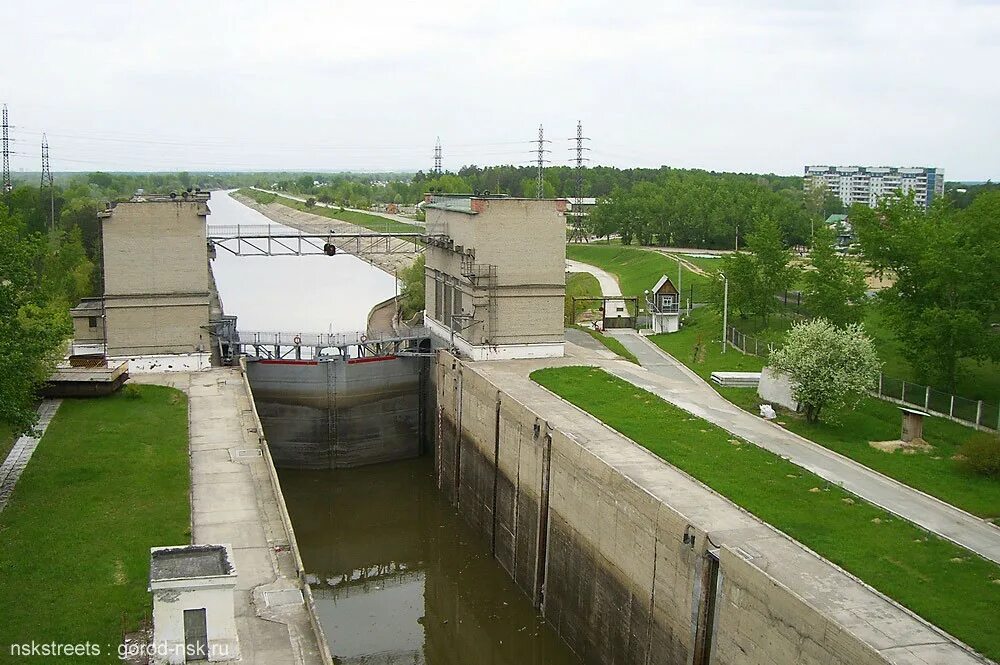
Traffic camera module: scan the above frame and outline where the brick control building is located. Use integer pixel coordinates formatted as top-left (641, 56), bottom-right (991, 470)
top-left (96, 192), bottom-right (212, 369)
top-left (423, 194), bottom-right (566, 360)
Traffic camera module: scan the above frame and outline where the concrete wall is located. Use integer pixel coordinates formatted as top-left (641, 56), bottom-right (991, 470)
top-left (247, 355), bottom-right (427, 469)
top-left (757, 367), bottom-right (798, 412)
top-left (435, 352), bottom-right (986, 665)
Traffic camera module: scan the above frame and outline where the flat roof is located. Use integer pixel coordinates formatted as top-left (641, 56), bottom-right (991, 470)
top-left (150, 545), bottom-right (233, 580)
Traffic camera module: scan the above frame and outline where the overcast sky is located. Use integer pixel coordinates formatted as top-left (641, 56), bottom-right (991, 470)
top-left (2, 0), bottom-right (997, 180)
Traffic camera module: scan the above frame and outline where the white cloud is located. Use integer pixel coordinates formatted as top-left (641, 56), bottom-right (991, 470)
top-left (0, 0), bottom-right (996, 179)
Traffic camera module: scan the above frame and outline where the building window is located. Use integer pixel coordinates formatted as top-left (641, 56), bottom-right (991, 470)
top-left (88, 316), bottom-right (98, 328)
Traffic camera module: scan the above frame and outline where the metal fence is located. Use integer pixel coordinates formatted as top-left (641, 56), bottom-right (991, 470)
top-left (726, 324), bottom-right (998, 431)
top-left (725, 326), bottom-right (775, 358)
top-left (876, 375), bottom-right (999, 431)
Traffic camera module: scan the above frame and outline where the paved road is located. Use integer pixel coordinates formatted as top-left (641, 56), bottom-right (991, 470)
top-left (565, 258), bottom-right (629, 318)
top-left (604, 330), bottom-right (1000, 565)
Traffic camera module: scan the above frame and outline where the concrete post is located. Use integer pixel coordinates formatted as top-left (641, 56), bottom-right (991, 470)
top-left (976, 400), bottom-right (983, 427)
top-left (721, 276), bottom-right (728, 354)
top-left (924, 386), bottom-right (930, 410)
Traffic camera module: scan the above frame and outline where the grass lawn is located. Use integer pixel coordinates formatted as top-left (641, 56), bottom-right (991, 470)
top-left (565, 271), bottom-right (601, 323)
top-left (649, 308), bottom-right (1000, 519)
top-left (566, 243), bottom-right (713, 303)
top-left (0, 385), bottom-right (190, 652)
top-left (531, 366), bottom-right (1000, 662)
top-left (238, 188), bottom-right (418, 234)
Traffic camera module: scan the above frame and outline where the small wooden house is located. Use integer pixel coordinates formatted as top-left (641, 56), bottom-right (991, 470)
top-left (648, 275), bottom-right (680, 333)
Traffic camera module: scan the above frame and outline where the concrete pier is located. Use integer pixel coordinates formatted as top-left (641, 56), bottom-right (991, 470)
top-left (136, 368), bottom-right (328, 665)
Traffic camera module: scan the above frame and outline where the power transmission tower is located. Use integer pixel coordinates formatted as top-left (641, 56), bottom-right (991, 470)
top-left (40, 133), bottom-right (54, 231)
top-left (568, 120), bottom-right (590, 241)
top-left (534, 124), bottom-right (550, 198)
top-left (2, 104), bottom-right (11, 203)
top-left (433, 137), bottom-right (442, 175)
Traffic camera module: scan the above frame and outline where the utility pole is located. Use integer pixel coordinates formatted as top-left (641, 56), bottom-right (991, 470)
top-left (721, 274), bottom-right (729, 354)
top-left (433, 137), bottom-right (442, 175)
top-left (568, 120), bottom-right (590, 241)
top-left (41, 133), bottom-right (54, 231)
top-left (534, 124), bottom-right (550, 198)
top-left (2, 104), bottom-right (10, 206)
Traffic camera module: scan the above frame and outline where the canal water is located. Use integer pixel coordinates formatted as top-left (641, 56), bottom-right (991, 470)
top-left (209, 191), bottom-right (580, 665)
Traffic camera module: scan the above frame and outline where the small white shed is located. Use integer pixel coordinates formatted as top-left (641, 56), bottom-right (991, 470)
top-left (149, 544), bottom-right (240, 663)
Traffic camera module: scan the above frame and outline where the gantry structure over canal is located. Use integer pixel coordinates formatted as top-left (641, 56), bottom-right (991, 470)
top-left (206, 224), bottom-right (444, 257)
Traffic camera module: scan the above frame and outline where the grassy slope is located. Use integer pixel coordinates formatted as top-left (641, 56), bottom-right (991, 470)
top-left (566, 243), bottom-right (713, 302)
top-left (238, 188), bottom-right (418, 234)
top-left (649, 308), bottom-right (1000, 518)
top-left (531, 366), bottom-right (1000, 662)
top-left (565, 271), bottom-right (601, 322)
top-left (0, 385), bottom-right (190, 649)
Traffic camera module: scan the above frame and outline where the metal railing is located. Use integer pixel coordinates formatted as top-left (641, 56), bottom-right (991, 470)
top-left (725, 324), bottom-right (997, 431)
top-left (236, 327), bottom-right (430, 349)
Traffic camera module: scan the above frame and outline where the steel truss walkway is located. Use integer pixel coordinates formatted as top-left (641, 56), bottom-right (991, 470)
top-left (232, 327), bottom-right (432, 361)
top-left (207, 224), bottom-right (443, 257)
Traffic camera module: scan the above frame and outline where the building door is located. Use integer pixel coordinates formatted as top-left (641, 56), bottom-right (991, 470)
top-left (183, 608), bottom-right (208, 661)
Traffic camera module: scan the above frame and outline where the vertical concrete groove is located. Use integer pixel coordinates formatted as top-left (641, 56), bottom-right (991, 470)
top-left (512, 421), bottom-right (522, 575)
top-left (533, 428), bottom-right (553, 609)
top-left (644, 514), bottom-right (660, 665)
top-left (453, 370), bottom-right (463, 507)
top-left (490, 392), bottom-right (502, 555)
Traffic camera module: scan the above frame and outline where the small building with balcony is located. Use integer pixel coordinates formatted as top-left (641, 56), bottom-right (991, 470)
top-left (646, 275), bottom-right (680, 334)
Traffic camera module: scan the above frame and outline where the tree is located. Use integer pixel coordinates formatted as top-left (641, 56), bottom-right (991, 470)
top-left (713, 215), bottom-right (798, 323)
top-left (769, 319), bottom-right (881, 423)
top-left (803, 224), bottom-right (867, 325)
top-left (398, 256), bottom-right (425, 320)
top-left (747, 215), bottom-right (796, 323)
top-left (0, 210), bottom-right (73, 435)
top-left (852, 193), bottom-right (1000, 391)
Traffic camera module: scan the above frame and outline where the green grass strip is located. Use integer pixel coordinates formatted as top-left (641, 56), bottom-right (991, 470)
top-left (0, 385), bottom-right (190, 649)
top-left (531, 366), bottom-right (1000, 661)
top-left (649, 308), bottom-right (1000, 519)
top-left (566, 243), bottom-right (713, 302)
top-left (238, 188), bottom-right (419, 234)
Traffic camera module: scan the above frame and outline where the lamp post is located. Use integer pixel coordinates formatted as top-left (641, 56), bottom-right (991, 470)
top-left (720, 273), bottom-right (729, 354)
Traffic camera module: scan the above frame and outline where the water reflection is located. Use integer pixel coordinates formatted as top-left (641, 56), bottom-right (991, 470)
top-left (209, 190), bottom-right (396, 332)
top-left (280, 458), bottom-right (580, 665)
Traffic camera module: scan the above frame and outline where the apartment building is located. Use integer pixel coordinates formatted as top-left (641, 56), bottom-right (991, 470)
top-left (804, 166), bottom-right (944, 210)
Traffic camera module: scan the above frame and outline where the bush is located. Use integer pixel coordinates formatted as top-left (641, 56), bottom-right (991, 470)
top-left (122, 384), bottom-right (142, 400)
top-left (960, 432), bottom-right (1000, 478)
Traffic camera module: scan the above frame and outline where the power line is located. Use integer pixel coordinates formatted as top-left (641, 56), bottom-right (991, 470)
top-left (40, 133), bottom-right (54, 231)
top-left (534, 124), bottom-right (550, 198)
top-left (433, 137), bottom-right (442, 175)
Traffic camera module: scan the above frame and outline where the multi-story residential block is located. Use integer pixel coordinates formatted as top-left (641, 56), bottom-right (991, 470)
top-left (804, 166), bottom-right (944, 210)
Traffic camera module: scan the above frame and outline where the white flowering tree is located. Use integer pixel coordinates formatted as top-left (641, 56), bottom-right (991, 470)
top-left (769, 319), bottom-right (881, 423)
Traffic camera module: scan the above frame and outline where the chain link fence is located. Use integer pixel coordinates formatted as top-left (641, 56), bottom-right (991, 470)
top-left (726, 325), bottom-right (998, 431)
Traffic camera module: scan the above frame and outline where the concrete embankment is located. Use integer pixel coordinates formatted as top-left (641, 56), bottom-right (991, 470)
top-left (135, 367), bottom-right (332, 665)
top-left (435, 351), bottom-right (987, 665)
top-left (230, 191), bottom-right (420, 276)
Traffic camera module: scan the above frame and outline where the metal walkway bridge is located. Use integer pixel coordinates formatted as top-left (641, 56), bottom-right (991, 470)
top-left (226, 327), bottom-right (432, 361)
top-left (207, 224), bottom-right (442, 257)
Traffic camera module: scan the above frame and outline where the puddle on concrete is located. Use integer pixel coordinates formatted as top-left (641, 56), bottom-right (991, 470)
top-left (279, 457), bottom-right (581, 665)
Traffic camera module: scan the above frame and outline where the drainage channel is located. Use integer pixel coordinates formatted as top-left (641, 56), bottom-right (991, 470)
top-left (279, 456), bottom-right (580, 664)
